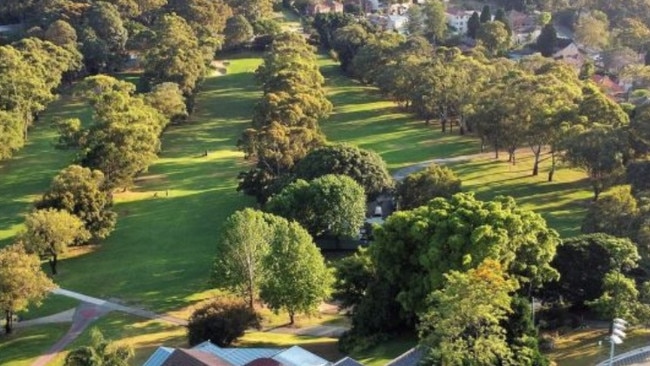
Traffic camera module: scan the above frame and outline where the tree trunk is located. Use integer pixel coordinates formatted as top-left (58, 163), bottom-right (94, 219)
top-left (289, 311), bottom-right (295, 325)
top-left (459, 115), bottom-right (466, 135)
top-left (441, 118), bottom-right (446, 133)
top-left (593, 184), bottom-right (601, 201)
top-left (248, 279), bottom-right (254, 310)
top-left (532, 145), bottom-right (541, 176)
top-left (5, 310), bottom-right (13, 334)
top-left (494, 142), bottom-right (499, 159)
top-left (49, 255), bottom-right (58, 275)
top-left (548, 151), bottom-right (556, 182)
top-left (425, 117), bottom-right (430, 126)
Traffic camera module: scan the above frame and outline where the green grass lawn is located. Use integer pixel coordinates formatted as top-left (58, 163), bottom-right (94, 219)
top-left (0, 324), bottom-right (69, 366)
top-left (18, 294), bottom-right (78, 321)
top-left (319, 57), bottom-right (479, 170)
top-left (547, 327), bottom-right (650, 366)
top-left (448, 150), bottom-right (593, 238)
top-left (0, 98), bottom-right (91, 245)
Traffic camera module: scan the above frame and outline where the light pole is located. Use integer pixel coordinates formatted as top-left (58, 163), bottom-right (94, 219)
top-left (609, 318), bottom-right (627, 365)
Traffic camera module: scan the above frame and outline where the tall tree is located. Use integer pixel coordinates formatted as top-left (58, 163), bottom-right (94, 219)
top-left (477, 21), bottom-right (511, 56)
top-left (260, 219), bottom-right (332, 324)
top-left (267, 174), bottom-right (366, 240)
top-left (142, 13), bottom-right (207, 96)
top-left (292, 144), bottom-right (394, 199)
top-left (480, 4), bottom-right (492, 23)
top-left (144, 82), bottom-right (188, 123)
top-left (37, 165), bottom-right (117, 240)
top-left (212, 209), bottom-right (275, 309)
top-left (0, 244), bottom-right (55, 334)
top-left (81, 1), bottom-right (128, 73)
top-left (419, 260), bottom-right (518, 365)
top-left (582, 185), bottom-right (640, 238)
top-left (467, 11), bottom-right (480, 39)
top-left (562, 125), bottom-right (628, 200)
top-left (22, 209), bottom-right (90, 275)
top-left (536, 23), bottom-right (557, 57)
top-left (224, 15), bottom-right (254, 50)
top-left (574, 11), bottom-right (610, 50)
top-left (227, 0), bottom-right (274, 22)
top-left (406, 4), bottom-right (425, 36)
top-left (422, 0), bottom-right (447, 44)
top-left (396, 163), bottom-right (462, 210)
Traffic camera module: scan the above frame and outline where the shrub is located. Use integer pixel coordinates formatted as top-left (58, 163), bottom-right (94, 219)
top-left (187, 297), bottom-right (261, 347)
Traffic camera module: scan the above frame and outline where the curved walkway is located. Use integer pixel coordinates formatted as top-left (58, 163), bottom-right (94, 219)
top-left (391, 153), bottom-right (486, 181)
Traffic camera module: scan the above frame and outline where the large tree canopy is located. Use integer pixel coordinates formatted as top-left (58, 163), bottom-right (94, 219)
top-left (292, 144), bottom-right (393, 199)
top-left (396, 163), bottom-right (461, 210)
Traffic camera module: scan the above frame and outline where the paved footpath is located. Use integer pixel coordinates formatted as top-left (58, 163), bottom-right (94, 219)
top-left (53, 288), bottom-right (188, 326)
top-left (391, 153), bottom-right (484, 181)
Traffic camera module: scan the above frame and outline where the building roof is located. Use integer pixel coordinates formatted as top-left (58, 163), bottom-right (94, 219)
top-left (272, 345), bottom-right (331, 366)
top-left (195, 342), bottom-right (284, 365)
top-left (244, 358), bottom-right (283, 366)
top-left (592, 74), bottom-right (625, 95)
top-left (143, 346), bottom-right (175, 366)
top-left (162, 349), bottom-right (231, 366)
top-left (333, 357), bottom-right (365, 366)
top-left (385, 347), bottom-right (424, 366)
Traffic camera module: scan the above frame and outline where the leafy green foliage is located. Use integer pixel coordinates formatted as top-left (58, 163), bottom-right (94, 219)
top-left (0, 244), bottom-right (55, 334)
top-left (332, 247), bottom-right (374, 311)
top-left (37, 165), bottom-right (116, 240)
top-left (419, 260), bottom-right (518, 365)
top-left (144, 82), bottom-right (188, 123)
top-left (224, 15), bottom-right (254, 50)
top-left (396, 163), bottom-right (461, 210)
top-left (267, 174), bottom-right (366, 240)
top-left (292, 144), bottom-right (394, 199)
top-left (260, 219), bottom-right (333, 324)
top-left (65, 328), bottom-right (133, 366)
top-left (582, 185), bottom-right (639, 237)
top-left (536, 23), bottom-right (557, 57)
top-left (22, 208), bottom-right (90, 275)
top-left (187, 297), bottom-right (260, 347)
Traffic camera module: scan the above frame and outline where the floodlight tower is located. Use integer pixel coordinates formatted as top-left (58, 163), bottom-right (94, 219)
top-left (609, 318), bottom-right (627, 365)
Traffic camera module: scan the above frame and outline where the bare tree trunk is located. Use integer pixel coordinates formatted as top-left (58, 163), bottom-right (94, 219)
top-left (49, 255), bottom-right (58, 275)
top-left (5, 310), bottom-right (13, 334)
top-left (289, 311), bottom-right (295, 325)
top-left (531, 145), bottom-right (542, 176)
top-left (548, 151), bottom-right (556, 182)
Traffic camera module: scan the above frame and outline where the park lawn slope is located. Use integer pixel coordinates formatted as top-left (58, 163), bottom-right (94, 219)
top-left (318, 57), bottom-right (479, 170)
top-left (0, 97), bottom-right (91, 245)
top-left (0, 324), bottom-right (70, 366)
top-left (48, 56), bottom-right (261, 312)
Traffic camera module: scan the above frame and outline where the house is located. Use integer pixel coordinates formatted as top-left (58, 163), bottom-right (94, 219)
top-left (507, 10), bottom-right (537, 33)
top-left (306, 0), bottom-right (344, 16)
top-left (0, 24), bottom-right (20, 33)
top-left (387, 15), bottom-right (409, 34)
top-left (143, 341), bottom-right (358, 366)
top-left (591, 74), bottom-right (627, 101)
top-left (552, 39), bottom-right (585, 69)
top-left (445, 9), bottom-right (475, 35)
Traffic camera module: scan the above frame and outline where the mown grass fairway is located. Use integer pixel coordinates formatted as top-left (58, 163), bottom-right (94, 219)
top-left (48, 57), bottom-right (261, 311)
top-left (318, 57), bottom-right (479, 170)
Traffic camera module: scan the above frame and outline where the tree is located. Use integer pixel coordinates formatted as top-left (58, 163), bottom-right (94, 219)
top-left (224, 15), bottom-right (254, 50)
top-left (37, 165), bottom-right (116, 240)
top-left (22, 209), bottom-right (90, 275)
top-left (76, 75), bottom-right (166, 189)
top-left (370, 193), bottom-right (559, 316)
top-left (332, 24), bottom-right (371, 73)
top-left (292, 144), bottom-right (394, 199)
top-left (480, 4), bottom-right (492, 23)
top-left (187, 297), bottom-right (260, 347)
top-left (226, 0), bottom-right (273, 22)
top-left (615, 18), bottom-right (650, 53)
top-left (422, 0), bottom-right (447, 43)
top-left (536, 23), bottom-right (557, 57)
top-left (582, 185), bottom-right (640, 237)
top-left (588, 270), bottom-right (640, 320)
top-left (406, 5), bottom-right (425, 36)
top-left (467, 11), bottom-right (480, 38)
top-left (142, 14), bottom-right (207, 96)
top-left (212, 209), bottom-right (276, 308)
top-left (419, 260), bottom-right (518, 365)
top-left (267, 175), bottom-right (366, 240)
top-left (396, 164), bottom-right (462, 210)
top-left (144, 82), bottom-right (188, 123)
top-left (627, 161), bottom-right (650, 194)
top-left (44, 19), bottom-right (78, 46)
top-left (477, 21), bottom-right (511, 56)
top-left (549, 234), bottom-right (640, 309)
top-left (260, 219), bottom-right (332, 324)
top-left (0, 111), bottom-right (25, 160)
top-left (81, 1), bottom-right (128, 73)
top-left (65, 328), bottom-right (133, 366)
top-left (165, 0), bottom-right (232, 38)
top-left (333, 247), bottom-right (374, 311)
top-left (574, 11), bottom-right (610, 50)
top-left (0, 244), bottom-right (55, 334)
top-left (562, 125), bottom-right (628, 200)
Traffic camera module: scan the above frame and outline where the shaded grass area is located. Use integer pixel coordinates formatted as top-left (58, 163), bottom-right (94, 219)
top-left (350, 334), bottom-right (418, 366)
top-left (449, 150), bottom-right (592, 238)
top-left (0, 324), bottom-right (69, 366)
top-left (547, 327), bottom-right (650, 366)
top-left (18, 294), bottom-right (78, 321)
top-left (48, 57), bottom-right (262, 312)
top-left (319, 57), bottom-right (479, 170)
top-left (0, 98), bottom-right (91, 245)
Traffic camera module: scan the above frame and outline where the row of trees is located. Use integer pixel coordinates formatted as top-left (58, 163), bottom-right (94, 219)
top-left (0, 37), bottom-right (81, 161)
